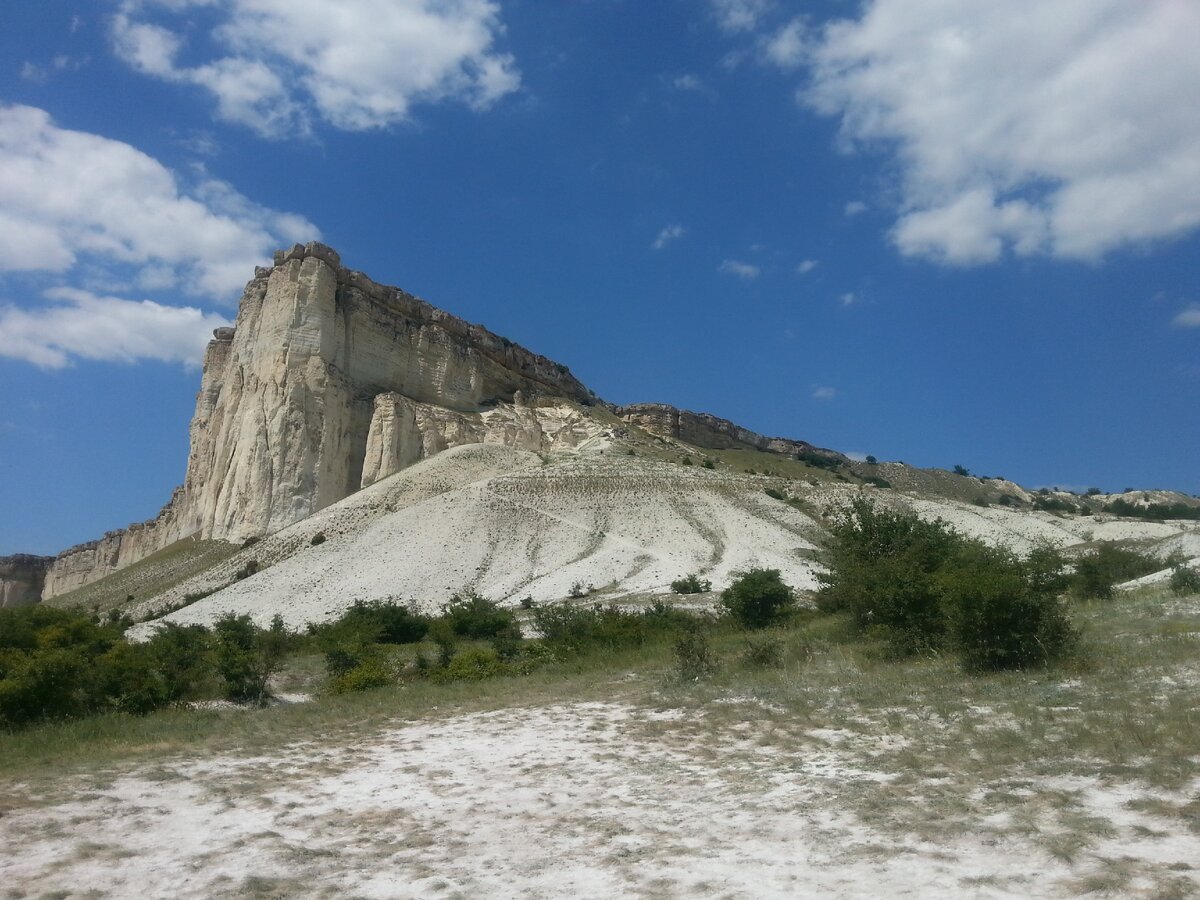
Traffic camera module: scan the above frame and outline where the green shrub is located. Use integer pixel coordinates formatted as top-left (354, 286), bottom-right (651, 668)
top-left (0, 647), bottom-right (93, 726)
top-left (701, 458), bottom-right (716, 469)
top-left (670, 573), bottom-right (712, 594)
top-left (310, 532), bottom-right (326, 546)
top-left (938, 543), bottom-right (1076, 671)
top-left (424, 618), bottom-right (456, 667)
top-left (328, 659), bottom-right (394, 694)
top-left (532, 602), bottom-right (696, 654)
top-left (739, 637), bottom-right (785, 669)
top-left (816, 499), bottom-right (957, 649)
top-left (1169, 565), bottom-right (1200, 597)
top-left (1072, 545), bottom-right (1162, 600)
top-left (144, 623), bottom-right (215, 704)
top-left (212, 614), bottom-right (286, 704)
top-left (672, 627), bottom-right (718, 681)
top-left (1034, 494), bottom-right (1078, 515)
top-left (1104, 498), bottom-right (1200, 521)
top-left (817, 498), bottom-right (1076, 669)
top-left (764, 487), bottom-right (787, 501)
top-left (797, 449), bottom-right (841, 471)
top-left (720, 569), bottom-right (795, 630)
top-left (431, 647), bottom-right (511, 683)
top-left (441, 592), bottom-right (518, 640)
top-left (96, 641), bottom-right (172, 715)
top-left (333, 600), bottom-right (429, 644)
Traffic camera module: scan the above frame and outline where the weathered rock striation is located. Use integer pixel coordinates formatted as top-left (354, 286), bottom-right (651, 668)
top-left (44, 243), bottom-right (599, 598)
top-left (0, 554), bottom-right (52, 608)
top-left (617, 403), bottom-right (846, 463)
top-left (39, 243), bottom-right (846, 601)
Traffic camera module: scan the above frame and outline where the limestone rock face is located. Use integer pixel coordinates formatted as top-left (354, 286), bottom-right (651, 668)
top-left (0, 555), bottom-right (52, 608)
top-left (360, 392), bottom-right (607, 488)
top-left (44, 243), bottom-right (597, 596)
top-left (617, 403), bottom-right (846, 463)
top-left (41, 242), bottom-right (837, 601)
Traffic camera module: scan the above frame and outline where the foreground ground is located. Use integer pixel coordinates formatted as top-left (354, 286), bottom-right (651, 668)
top-left (3, 588), bottom-right (1198, 898)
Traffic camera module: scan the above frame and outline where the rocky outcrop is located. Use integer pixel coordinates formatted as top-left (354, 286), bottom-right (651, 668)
top-left (41, 242), bottom-right (844, 601)
top-left (360, 392), bottom-right (609, 488)
top-left (44, 243), bottom-right (598, 597)
top-left (617, 403), bottom-right (845, 462)
top-left (0, 554), bottom-right (52, 608)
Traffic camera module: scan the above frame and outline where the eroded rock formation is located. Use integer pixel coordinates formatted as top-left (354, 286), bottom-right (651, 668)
top-left (617, 403), bottom-right (846, 463)
top-left (0, 555), bottom-right (52, 608)
top-left (44, 243), bottom-right (598, 598)
top-left (38, 242), bottom-right (845, 601)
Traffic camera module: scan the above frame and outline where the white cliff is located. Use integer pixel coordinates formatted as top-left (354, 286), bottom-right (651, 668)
top-left (44, 243), bottom-right (598, 598)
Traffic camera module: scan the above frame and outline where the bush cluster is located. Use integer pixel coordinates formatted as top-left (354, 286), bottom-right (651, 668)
top-left (796, 450), bottom-right (841, 471)
top-left (672, 626), bottom-right (719, 682)
top-left (816, 498), bottom-right (1076, 670)
top-left (1104, 498), bottom-right (1199, 521)
top-left (670, 573), bottom-right (711, 594)
top-left (532, 601), bottom-right (696, 654)
top-left (720, 569), bottom-right (795, 629)
top-left (0, 607), bottom-right (291, 729)
top-left (1170, 565), bottom-right (1200, 597)
top-left (1071, 545), bottom-right (1162, 600)
top-left (441, 591), bottom-right (518, 640)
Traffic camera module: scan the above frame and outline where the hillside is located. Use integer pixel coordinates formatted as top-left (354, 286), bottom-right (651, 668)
top-left (8, 242), bottom-right (1197, 628)
top-left (111, 438), bottom-right (1198, 636)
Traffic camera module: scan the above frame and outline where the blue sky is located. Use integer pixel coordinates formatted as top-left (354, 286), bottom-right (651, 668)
top-left (1, 0), bottom-right (1198, 555)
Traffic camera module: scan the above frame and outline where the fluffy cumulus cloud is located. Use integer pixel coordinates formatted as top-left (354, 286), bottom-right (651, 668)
top-left (113, 0), bottom-right (520, 136)
top-left (1173, 306), bottom-right (1200, 328)
top-left (0, 104), bottom-right (317, 299)
top-left (800, 0), bottom-right (1200, 264)
top-left (0, 288), bottom-right (230, 369)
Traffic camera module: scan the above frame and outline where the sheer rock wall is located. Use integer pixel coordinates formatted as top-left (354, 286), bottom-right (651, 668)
top-left (44, 243), bottom-right (596, 598)
top-left (0, 555), bottom-right (52, 608)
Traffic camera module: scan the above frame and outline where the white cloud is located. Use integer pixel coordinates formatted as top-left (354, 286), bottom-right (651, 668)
top-left (804, 0), bottom-right (1200, 264)
top-left (839, 292), bottom-right (858, 306)
top-left (673, 74), bottom-right (702, 92)
top-left (844, 200), bottom-right (867, 217)
top-left (0, 288), bottom-right (230, 369)
top-left (796, 259), bottom-right (818, 274)
top-left (20, 62), bottom-right (49, 84)
top-left (1173, 306), bottom-right (1200, 328)
top-left (0, 104), bottom-right (317, 299)
top-left (710, 0), bottom-right (771, 35)
top-left (718, 259), bottom-right (761, 280)
top-left (811, 385), bottom-right (837, 401)
top-left (763, 18), bottom-right (808, 69)
top-left (652, 224), bottom-right (686, 250)
top-left (19, 55), bottom-right (86, 84)
top-left (113, 0), bottom-right (520, 136)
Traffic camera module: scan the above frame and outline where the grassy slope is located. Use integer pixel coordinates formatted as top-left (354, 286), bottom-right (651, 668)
top-left (45, 536), bottom-right (239, 615)
top-left (6, 585), bottom-right (1198, 796)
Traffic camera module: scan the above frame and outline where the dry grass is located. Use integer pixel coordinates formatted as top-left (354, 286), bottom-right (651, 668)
top-left (3, 585), bottom-right (1198, 896)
